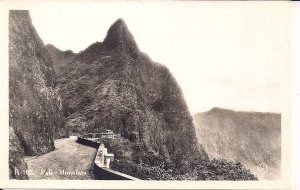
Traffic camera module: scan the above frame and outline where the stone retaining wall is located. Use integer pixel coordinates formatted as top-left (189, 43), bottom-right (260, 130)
top-left (76, 136), bottom-right (140, 180)
top-left (77, 136), bottom-right (100, 149)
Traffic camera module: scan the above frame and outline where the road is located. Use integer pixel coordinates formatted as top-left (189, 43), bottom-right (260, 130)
top-left (24, 137), bottom-right (98, 180)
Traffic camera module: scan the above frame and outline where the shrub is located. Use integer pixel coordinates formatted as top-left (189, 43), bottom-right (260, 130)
top-left (110, 149), bottom-right (258, 180)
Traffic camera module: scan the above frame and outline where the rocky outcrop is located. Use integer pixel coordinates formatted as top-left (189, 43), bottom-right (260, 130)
top-left (9, 10), bottom-right (64, 178)
top-left (102, 18), bottom-right (139, 57)
top-left (47, 18), bottom-right (208, 167)
top-left (9, 127), bottom-right (28, 180)
top-left (193, 107), bottom-right (281, 180)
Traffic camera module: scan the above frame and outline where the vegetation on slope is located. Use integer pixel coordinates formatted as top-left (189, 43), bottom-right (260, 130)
top-left (47, 19), bottom-right (258, 180)
top-left (104, 137), bottom-right (257, 180)
top-left (9, 10), bottom-right (65, 179)
top-left (46, 18), bottom-right (207, 168)
top-left (9, 10), bottom-right (259, 181)
top-left (9, 127), bottom-right (29, 179)
top-left (193, 107), bottom-right (281, 180)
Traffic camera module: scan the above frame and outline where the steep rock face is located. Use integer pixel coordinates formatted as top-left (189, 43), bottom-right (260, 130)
top-left (9, 10), bottom-right (64, 164)
top-left (193, 108), bottom-right (281, 180)
top-left (9, 127), bottom-right (28, 179)
top-left (102, 19), bottom-right (138, 56)
top-left (47, 18), bottom-right (208, 165)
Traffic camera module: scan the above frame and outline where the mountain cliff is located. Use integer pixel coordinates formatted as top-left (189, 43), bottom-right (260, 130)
top-left (9, 10), bottom-right (64, 179)
top-left (46, 18), bottom-right (257, 180)
top-left (193, 107), bottom-right (281, 180)
top-left (8, 12), bottom-right (257, 180)
top-left (9, 127), bottom-right (28, 179)
top-left (46, 18), bottom-right (207, 167)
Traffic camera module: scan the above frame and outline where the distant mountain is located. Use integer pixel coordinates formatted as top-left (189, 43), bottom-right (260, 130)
top-left (46, 18), bottom-right (208, 168)
top-left (193, 107), bottom-right (281, 180)
top-left (9, 10), bottom-right (64, 179)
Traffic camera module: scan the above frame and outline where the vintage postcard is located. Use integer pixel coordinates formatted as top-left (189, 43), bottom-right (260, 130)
top-left (0, 0), bottom-right (292, 189)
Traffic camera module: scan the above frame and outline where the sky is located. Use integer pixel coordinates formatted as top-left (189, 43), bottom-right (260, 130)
top-left (28, 1), bottom-right (290, 114)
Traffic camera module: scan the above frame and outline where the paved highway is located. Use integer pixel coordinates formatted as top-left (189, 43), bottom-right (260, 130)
top-left (24, 137), bottom-right (97, 180)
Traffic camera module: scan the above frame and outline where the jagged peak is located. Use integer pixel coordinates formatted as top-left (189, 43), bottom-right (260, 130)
top-left (102, 18), bottom-right (139, 53)
top-left (80, 41), bottom-right (102, 53)
top-left (46, 44), bottom-right (60, 51)
top-left (46, 44), bottom-right (74, 54)
top-left (9, 10), bottom-right (31, 23)
top-left (111, 18), bottom-right (127, 30)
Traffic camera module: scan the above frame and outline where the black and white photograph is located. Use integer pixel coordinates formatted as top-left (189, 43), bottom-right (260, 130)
top-left (0, 0), bottom-right (295, 189)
